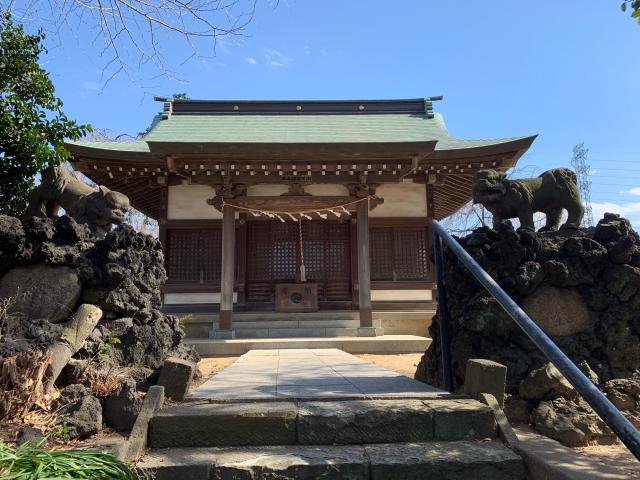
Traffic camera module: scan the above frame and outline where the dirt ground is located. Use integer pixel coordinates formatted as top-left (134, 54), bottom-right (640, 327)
top-left (574, 444), bottom-right (640, 478)
top-left (355, 353), bottom-right (422, 378)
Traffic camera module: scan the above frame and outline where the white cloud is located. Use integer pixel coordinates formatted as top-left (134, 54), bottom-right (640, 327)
top-left (81, 81), bottom-right (100, 92)
top-left (320, 48), bottom-right (327, 56)
top-left (621, 187), bottom-right (640, 196)
top-left (263, 48), bottom-right (290, 67)
top-left (246, 57), bottom-right (257, 65)
top-left (591, 201), bottom-right (640, 228)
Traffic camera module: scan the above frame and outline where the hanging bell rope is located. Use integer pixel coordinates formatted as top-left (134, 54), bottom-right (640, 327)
top-left (298, 219), bottom-right (306, 283)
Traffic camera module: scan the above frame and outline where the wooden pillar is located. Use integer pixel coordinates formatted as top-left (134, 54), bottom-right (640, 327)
top-left (357, 198), bottom-right (373, 330)
top-left (158, 187), bottom-right (168, 305)
top-left (219, 204), bottom-right (235, 334)
top-left (426, 184), bottom-right (436, 282)
top-left (236, 215), bottom-right (247, 307)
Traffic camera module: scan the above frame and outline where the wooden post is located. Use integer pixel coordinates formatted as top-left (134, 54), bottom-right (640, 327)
top-left (357, 198), bottom-right (375, 334)
top-left (218, 204), bottom-right (235, 337)
top-left (158, 187), bottom-right (168, 305)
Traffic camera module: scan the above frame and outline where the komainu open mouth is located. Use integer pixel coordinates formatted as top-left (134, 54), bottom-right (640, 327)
top-left (111, 209), bottom-right (127, 221)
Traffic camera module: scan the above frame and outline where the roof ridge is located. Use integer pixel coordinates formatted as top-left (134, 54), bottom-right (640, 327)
top-left (154, 97), bottom-right (444, 118)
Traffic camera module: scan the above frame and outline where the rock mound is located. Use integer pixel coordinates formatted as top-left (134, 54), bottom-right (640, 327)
top-left (415, 213), bottom-right (640, 446)
top-left (0, 214), bottom-right (199, 437)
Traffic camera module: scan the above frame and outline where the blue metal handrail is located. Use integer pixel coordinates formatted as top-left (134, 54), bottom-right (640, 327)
top-left (431, 219), bottom-right (640, 461)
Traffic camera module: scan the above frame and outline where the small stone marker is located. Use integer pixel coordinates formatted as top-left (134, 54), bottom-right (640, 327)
top-left (157, 357), bottom-right (196, 401)
top-left (463, 359), bottom-right (507, 407)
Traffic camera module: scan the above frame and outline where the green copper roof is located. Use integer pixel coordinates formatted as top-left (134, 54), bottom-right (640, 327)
top-left (138, 112), bottom-right (526, 149)
top-left (66, 97), bottom-right (535, 155)
top-left (69, 140), bottom-right (150, 152)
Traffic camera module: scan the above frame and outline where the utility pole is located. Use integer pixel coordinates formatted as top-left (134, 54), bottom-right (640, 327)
top-left (571, 143), bottom-right (594, 227)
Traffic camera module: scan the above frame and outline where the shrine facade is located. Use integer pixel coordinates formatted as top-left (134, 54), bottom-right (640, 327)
top-left (67, 97), bottom-right (535, 337)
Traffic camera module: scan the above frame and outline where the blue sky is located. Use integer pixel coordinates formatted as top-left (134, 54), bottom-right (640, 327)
top-left (25, 0), bottom-right (640, 226)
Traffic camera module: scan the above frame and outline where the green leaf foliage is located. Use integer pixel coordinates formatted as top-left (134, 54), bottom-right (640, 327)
top-left (621, 0), bottom-right (640, 24)
top-left (0, 12), bottom-right (91, 217)
top-left (0, 440), bottom-right (138, 479)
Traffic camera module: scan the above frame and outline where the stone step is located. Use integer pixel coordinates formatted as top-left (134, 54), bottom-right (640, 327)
top-left (191, 311), bottom-right (361, 322)
top-left (137, 441), bottom-right (525, 480)
top-left (148, 399), bottom-right (496, 448)
top-left (187, 335), bottom-right (431, 356)
top-left (213, 319), bottom-right (369, 329)
top-left (231, 327), bottom-right (362, 338)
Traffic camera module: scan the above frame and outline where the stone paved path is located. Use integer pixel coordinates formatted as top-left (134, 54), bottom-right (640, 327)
top-left (189, 348), bottom-right (444, 401)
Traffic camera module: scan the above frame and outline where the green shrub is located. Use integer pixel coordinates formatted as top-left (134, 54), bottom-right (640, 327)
top-left (0, 439), bottom-right (137, 479)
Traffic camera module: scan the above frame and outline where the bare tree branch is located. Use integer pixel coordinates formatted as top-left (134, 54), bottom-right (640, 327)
top-left (2, 0), bottom-right (260, 83)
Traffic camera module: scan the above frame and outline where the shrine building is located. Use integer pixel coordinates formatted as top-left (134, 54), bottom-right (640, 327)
top-left (67, 97), bottom-right (535, 340)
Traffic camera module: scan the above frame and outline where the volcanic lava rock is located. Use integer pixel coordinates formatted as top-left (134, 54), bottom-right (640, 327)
top-left (415, 213), bottom-right (640, 446)
top-left (103, 377), bottom-right (142, 431)
top-left (58, 395), bottom-right (103, 439)
top-left (0, 215), bottom-right (198, 375)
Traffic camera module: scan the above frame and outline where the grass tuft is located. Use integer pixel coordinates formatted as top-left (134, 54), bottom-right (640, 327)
top-left (0, 440), bottom-right (138, 479)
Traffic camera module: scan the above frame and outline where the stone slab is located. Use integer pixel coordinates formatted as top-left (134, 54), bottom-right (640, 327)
top-left (234, 328), bottom-right (271, 339)
top-left (149, 402), bottom-right (297, 448)
top-left (276, 384), bottom-right (364, 399)
top-left (268, 327), bottom-right (328, 338)
top-left (189, 348), bottom-right (442, 402)
top-left (357, 326), bottom-right (379, 337)
top-left (325, 327), bottom-right (359, 337)
top-left (136, 448), bottom-right (213, 480)
top-left (210, 444), bottom-right (369, 480)
top-left (366, 441), bottom-right (525, 480)
top-left (424, 398), bottom-right (497, 440)
top-left (148, 398), bottom-right (501, 448)
top-left (118, 385), bottom-right (164, 462)
top-left (188, 335), bottom-right (431, 356)
top-left (157, 357), bottom-right (196, 401)
top-left (514, 427), bottom-right (630, 480)
top-left (138, 442), bottom-right (524, 480)
top-left (297, 399), bottom-right (434, 444)
top-left (301, 320), bottom-right (361, 328)
top-left (463, 358), bottom-right (508, 407)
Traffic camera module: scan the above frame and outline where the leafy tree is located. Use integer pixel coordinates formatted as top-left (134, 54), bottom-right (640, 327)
top-left (0, 12), bottom-right (91, 217)
top-left (621, 1), bottom-right (640, 24)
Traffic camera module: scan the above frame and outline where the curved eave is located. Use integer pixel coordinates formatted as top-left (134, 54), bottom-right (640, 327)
top-left (428, 135), bottom-right (537, 161)
top-left (65, 142), bottom-right (153, 162)
top-left (145, 140), bottom-right (438, 158)
top-left (429, 135), bottom-right (537, 220)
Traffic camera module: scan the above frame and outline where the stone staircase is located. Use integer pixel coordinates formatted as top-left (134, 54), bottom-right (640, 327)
top-left (137, 398), bottom-right (525, 479)
top-left (216, 312), bottom-right (380, 339)
top-left (180, 311), bottom-right (380, 339)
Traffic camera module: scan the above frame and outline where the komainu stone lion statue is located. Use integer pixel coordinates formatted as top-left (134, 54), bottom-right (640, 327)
top-left (472, 168), bottom-right (584, 231)
top-left (24, 166), bottom-right (130, 237)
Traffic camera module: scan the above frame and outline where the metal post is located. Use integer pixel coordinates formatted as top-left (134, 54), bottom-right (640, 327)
top-left (433, 233), bottom-right (453, 392)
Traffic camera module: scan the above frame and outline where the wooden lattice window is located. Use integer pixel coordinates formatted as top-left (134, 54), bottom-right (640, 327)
top-left (166, 228), bottom-right (222, 284)
top-left (246, 220), bottom-right (351, 302)
top-left (370, 226), bottom-right (429, 281)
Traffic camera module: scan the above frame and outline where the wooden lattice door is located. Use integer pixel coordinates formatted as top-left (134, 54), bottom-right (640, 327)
top-left (246, 220), bottom-right (351, 304)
